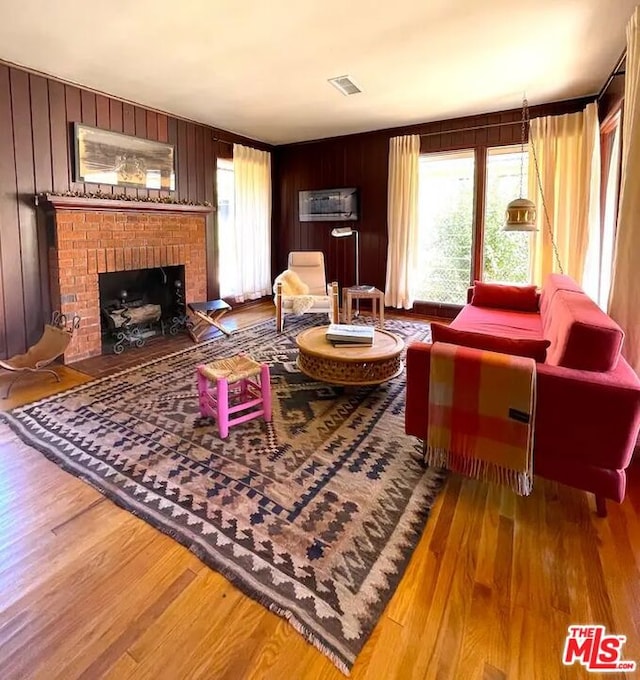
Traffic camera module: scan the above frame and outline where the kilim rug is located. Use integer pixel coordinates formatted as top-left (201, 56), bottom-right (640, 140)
top-left (2, 316), bottom-right (443, 675)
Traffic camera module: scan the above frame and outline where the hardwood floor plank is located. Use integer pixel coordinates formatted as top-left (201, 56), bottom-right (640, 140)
top-left (543, 483), bottom-right (572, 614)
top-left (513, 485), bottom-right (554, 613)
top-left (10, 540), bottom-right (199, 680)
top-left (76, 568), bottom-right (199, 680)
top-left (357, 617), bottom-right (404, 680)
top-left (483, 662), bottom-right (507, 680)
top-left (506, 606), bottom-right (577, 680)
top-left (493, 515), bottom-right (514, 614)
top-left (433, 482), bottom-right (489, 680)
top-left (123, 572), bottom-right (246, 678)
top-left (595, 503), bottom-right (640, 664)
top-left (173, 597), bottom-right (273, 680)
top-left (458, 582), bottom-right (507, 680)
top-left (242, 618), bottom-right (326, 680)
top-left (474, 483), bottom-right (502, 588)
top-left (579, 520), bottom-right (617, 633)
top-left (397, 479), bottom-right (482, 680)
top-left (428, 473), bottom-right (461, 556)
top-left (0, 520), bottom-right (167, 677)
top-left (101, 652), bottom-right (139, 680)
top-left (50, 498), bottom-right (106, 535)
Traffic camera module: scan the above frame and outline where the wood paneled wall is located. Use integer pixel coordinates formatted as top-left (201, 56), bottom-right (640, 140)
top-left (273, 98), bottom-right (592, 312)
top-left (0, 62), bottom-right (270, 359)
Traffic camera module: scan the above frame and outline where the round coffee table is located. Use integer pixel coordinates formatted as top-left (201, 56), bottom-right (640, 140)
top-left (296, 326), bottom-right (404, 386)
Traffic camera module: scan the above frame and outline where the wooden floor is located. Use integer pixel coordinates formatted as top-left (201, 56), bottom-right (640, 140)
top-left (0, 304), bottom-right (639, 680)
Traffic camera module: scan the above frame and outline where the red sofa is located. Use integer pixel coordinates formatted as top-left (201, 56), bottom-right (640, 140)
top-left (405, 274), bottom-right (640, 515)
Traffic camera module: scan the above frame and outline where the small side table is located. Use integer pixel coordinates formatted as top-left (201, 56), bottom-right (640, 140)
top-left (342, 287), bottom-right (385, 328)
top-left (188, 299), bottom-right (232, 342)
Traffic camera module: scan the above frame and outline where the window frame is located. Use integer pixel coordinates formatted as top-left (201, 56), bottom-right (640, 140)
top-left (599, 106), bottom-right (623, 251)
top-left (216, 157), bottom-right (235, 299)
top-left (413, 142), bottom-right (533, 315)
top-left (481, 144), bottom-right (533, 285)
top-left (595, 106), bottom-right (623, 308)
top-left (415, 149), bottom-right (477, 308)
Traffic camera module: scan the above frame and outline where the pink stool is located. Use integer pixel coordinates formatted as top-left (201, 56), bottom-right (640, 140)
top-left (196, 354), bottom-right (272, 439)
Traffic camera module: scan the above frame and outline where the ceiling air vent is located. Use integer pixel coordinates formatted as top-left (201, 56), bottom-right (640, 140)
top-left (328, 75), bottom-right (362, 96)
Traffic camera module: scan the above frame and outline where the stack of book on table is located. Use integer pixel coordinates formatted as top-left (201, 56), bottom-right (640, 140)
top-left (326, 324), bottom-right (374, 346)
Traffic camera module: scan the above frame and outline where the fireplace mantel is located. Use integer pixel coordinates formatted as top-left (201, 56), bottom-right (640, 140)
top-left (36, 193), bottom-right (214, 215)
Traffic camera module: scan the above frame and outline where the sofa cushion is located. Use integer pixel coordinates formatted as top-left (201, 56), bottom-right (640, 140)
top-left (451, 304), bottom-right (544, 340)
top-left (431, 323), bottom-right (550, 362)
top-left (545, 290), bottom-right (624, 371)
top-left (471, 281), bottom-right (539, 312)
top-left (540, 273), bottom-right (584, 335)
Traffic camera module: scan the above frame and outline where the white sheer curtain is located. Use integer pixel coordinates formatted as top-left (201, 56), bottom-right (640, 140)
top-left (584, 119), bottom-right (621, 309)
top-left (609, 7), bottom-right (640, 374)
top-left (528, 102), bottom-right (600, 286)
top-left (220, 144), bottom-right (271, 302)
top-left (385, 134), bottom-right (420, 308)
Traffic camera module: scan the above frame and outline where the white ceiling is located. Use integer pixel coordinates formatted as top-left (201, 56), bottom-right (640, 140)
top-left (0, 0), bottom-right (634, 145)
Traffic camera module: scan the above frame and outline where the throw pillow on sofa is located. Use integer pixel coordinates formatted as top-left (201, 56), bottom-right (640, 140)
top-left (471, 281), bottom-right (539, 312)
top-left (431, 323), bottom-right (550, 362)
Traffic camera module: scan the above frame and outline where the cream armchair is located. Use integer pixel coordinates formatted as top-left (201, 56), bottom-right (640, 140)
top-left (274, 251), bottom-right (339, 333)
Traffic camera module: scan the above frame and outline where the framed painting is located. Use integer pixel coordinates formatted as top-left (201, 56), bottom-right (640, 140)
top-left (74, 123), bottom-right (176, 190)
top-left (299, 188), bottom-right (359, 222)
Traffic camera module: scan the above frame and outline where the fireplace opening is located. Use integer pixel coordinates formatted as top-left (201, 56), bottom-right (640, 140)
top-left (98, 265), bottom-right (186, 354)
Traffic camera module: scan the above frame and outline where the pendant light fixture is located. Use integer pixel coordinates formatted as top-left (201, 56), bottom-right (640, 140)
top-left (504, 97), bottom-right (538, 231)
top-left (504, 96), bottom-right (564, 273)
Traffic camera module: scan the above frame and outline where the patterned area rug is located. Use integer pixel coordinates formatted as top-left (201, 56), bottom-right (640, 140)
top-left (2, 316), bottom-right (442, 675)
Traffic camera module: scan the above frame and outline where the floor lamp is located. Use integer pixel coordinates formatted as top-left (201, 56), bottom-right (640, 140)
top-left (331, 226), bottom-right (361, 315)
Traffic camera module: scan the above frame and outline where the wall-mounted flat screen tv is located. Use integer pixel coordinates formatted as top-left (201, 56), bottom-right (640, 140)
top-left (299, 188), bottom-right (358, 222)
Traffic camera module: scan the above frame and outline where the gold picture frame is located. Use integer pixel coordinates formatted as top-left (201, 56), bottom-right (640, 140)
top-left (74, 123), bottom-right (176, 191)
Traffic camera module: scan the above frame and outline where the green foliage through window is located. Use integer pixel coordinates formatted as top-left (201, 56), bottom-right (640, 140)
top-left (415, 146), bottom-right (532, 306)
top-left (416, 152), bottom-right (474, 305)
top-left (483, 148), bottom-right (532, 284)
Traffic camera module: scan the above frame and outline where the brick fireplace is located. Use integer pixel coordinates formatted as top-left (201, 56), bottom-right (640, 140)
top-left (43, 195), bottom-right (211, 363)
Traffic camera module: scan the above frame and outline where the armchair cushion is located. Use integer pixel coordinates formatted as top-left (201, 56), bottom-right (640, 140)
top-left (281, 295), bottom-right (332, 314)
top-left (288, 251), bottom-right (327, 296)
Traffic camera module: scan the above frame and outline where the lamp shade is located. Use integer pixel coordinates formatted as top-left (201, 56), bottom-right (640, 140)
top-left (331, 226), bottom-right (355, 237)
top-left (504, 197), bottom-right (538, 232)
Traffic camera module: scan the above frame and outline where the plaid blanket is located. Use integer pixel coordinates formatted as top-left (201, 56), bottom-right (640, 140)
top-left (424, 342), bottom-right (536, 495)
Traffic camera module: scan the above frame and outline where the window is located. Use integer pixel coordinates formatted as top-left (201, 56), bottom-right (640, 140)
top-left (483, 146), bottom-right (532, 284)
top-left (416, 151), bottom-right (475, 305)
top-left (216, 147), bottom-right (271, 302)
top-left (216, 158), bottom-right (235, 298)
top-left (415, 145), bottom-right (536, 309)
